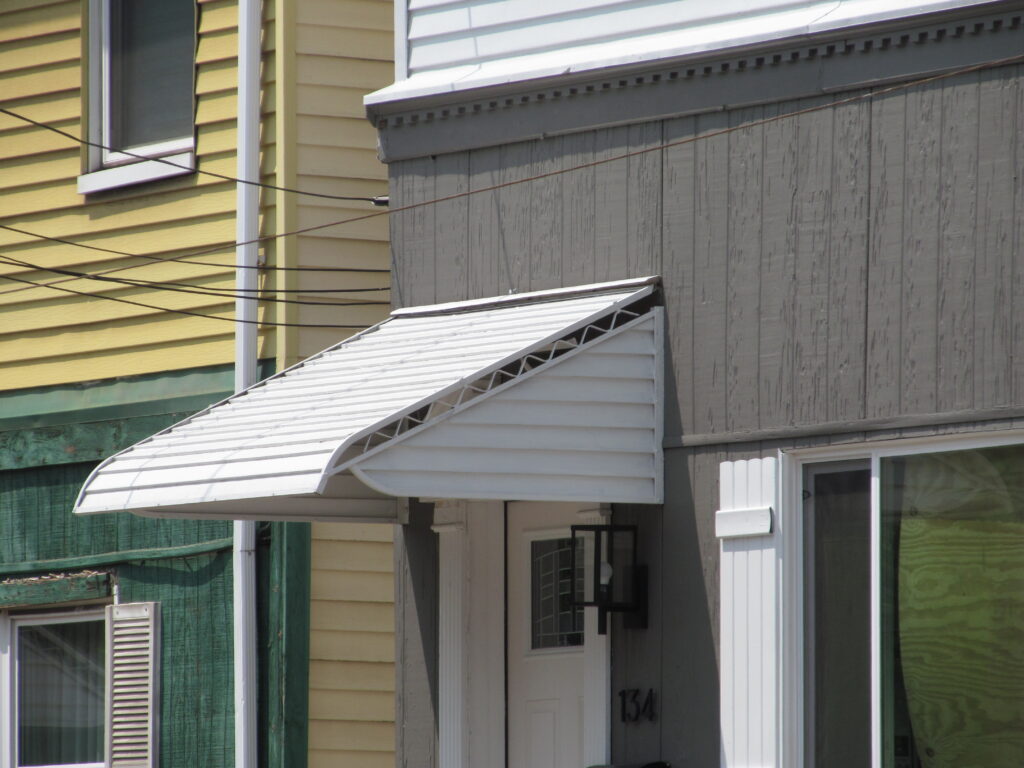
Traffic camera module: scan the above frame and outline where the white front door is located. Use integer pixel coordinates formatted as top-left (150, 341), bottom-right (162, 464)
top-left (506, 502), bottom-right (609, 768)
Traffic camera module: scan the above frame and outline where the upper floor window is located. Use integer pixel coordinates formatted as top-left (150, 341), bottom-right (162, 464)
top-left (79, 0), bottom-right (196, 194)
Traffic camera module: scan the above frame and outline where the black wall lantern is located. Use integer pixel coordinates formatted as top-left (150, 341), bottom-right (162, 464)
top-left (570, 524), bottom-right (647, 634)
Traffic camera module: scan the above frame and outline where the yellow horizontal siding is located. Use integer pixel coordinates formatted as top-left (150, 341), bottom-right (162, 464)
top-left (1, 90), bottom-right (80, 121)
top-left (0, 28), bottom-right (77, 72)
top-left (309, 519), bottom-right (394, 761)
top-left (311, 569), bottom-right (393, 604)
top-left (297, 54), bottom-right (392, 91)
top-left (296, 0), bottom-right (392, 31)
top-left (311, 539), bottom-right (393, 571)
top-left (309, 634), bottom-right (393, 676)
top-left (0, 334), bottom-right (277, 386)
top-left (295, 5), bottom-right (396, 763)
top-left (296, 84), bottom-right (373, 120)
top-left (310, 689), bottom-right (394, 721)
top-left (295, 235), bottom-right (390, 271)
top-left (296, 114), bottom-right (381, 150)
top-left (296, 145), bottom-right (387, 183)
top-left (308, 721), bottom-right (394, 752)
top-left (296, 23), bottom-right (392, 61)
top-left (0, 121), bottom-right (81, 161)
top-left (311, 600), bottom-right (394, 633)
top-left (309, 749), bottom-right (395, 768)
top-left (0, 0), bottom-right (291, 389)
top-left (0, 212), bottom-right (236, 254)
top-left (311, 524), bottom-right (394, 545)
top-left (296, 203), bottom-right (388, 241)
top-left (0, 59), bottom-right (78, 101)
top-left (0, 1), bottom-right (78, 45)
top-left (309, 659), bottom-right (394, 691)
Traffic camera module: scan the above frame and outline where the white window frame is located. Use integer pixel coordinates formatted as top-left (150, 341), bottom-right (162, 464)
top-left (78, 0), bottom-right (196, 195)
top-left (0, 608), bottom-right (107, 768)
top-left (777, 429), bottom-right (1024, 768)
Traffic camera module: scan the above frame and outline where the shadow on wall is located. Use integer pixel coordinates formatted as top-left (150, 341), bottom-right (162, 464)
top-left (612, 356), bottom-right (720, 767)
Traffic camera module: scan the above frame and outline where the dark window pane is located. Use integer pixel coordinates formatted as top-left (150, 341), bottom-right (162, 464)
top-left (804, 464), bottom-right (871, 768)
top-left (531, 538), bottom-right (584, 649)
top-left (17, 619), bottom-right (105, 766)
top-left (109, 0), bottom-right (194, 150)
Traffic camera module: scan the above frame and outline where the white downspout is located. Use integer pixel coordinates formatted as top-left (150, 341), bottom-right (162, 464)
top-left (234, 0), bottom-right (260, 767)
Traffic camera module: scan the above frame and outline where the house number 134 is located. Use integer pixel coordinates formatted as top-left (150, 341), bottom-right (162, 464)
top-left (618, 688), bottom-right (656, 723)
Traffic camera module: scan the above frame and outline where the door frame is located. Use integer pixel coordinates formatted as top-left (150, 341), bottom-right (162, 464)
top-left (433, 499), bottom-right (611, 768)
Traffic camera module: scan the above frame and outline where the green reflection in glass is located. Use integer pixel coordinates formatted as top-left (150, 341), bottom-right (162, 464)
top-left (881, 445), bottom-right (1024, 768)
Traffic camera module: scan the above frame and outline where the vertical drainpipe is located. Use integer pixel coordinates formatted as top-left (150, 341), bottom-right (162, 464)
top-left (234, 0), bottom-right (260, 766)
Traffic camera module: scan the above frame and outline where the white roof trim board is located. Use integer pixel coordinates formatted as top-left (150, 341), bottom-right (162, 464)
top-left (74, 277), bottom-right (664, 522)
top-left (366, 0), bottom-right (994, 107)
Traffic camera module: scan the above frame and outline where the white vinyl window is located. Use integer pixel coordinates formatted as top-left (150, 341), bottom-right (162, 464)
top-left (0, 603), bottom-right (160, 768)
top-left (0, 610), bottom-right (105, 768)
top-left (78, 0), bottom-right (196, 194)
top-left (718, 435), bottom-right (1024, 768)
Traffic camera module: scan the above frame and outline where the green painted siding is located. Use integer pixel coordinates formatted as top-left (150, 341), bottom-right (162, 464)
top-left (0, 462), bottom-right (233, 564)
top-left (119, 551), bottom-right (235, 768)
top-left (0, 362), bottom-right (310, 768)
top-left (0, 462), bottom-right (235, 768)
top-left (0, 360), bottom-right (275, 470)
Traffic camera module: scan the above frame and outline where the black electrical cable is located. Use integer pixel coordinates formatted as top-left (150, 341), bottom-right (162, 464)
top-left (0, 252), bottom-right (389, 307)
top-left (0, 106), bottom-right (389, 206)
top-left (0, 255), bottom-right (373, 329)
top-left (0, 223), bottom-right (389, 273)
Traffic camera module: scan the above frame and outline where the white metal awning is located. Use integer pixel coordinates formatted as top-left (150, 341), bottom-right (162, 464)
top-left (74, 277), bottom-right (664, 522)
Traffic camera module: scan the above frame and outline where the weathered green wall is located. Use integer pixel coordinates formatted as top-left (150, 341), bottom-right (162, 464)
top-left (0, 361), bottom-right (308, 768)
top-left (0, 462), bottom-right (236, 768)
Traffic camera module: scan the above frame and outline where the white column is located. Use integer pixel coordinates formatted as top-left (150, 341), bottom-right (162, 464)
top-left (433, 502), bottom-right (468, 768)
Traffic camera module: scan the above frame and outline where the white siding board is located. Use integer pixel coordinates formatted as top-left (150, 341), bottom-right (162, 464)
top-left (76, 281), bottom-right (662, 518)
top-left (354, 468), bottom-right (656, 503)
top-left (448, 400), bottom-right (655, 428)
top-left (370, 0), bottom-right (996, 105)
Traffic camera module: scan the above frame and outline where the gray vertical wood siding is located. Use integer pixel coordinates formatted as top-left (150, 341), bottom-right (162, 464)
top-left (385, 61), bottom-right (1024, 766)
top-left (389, 65), bottom-right (1024, 442)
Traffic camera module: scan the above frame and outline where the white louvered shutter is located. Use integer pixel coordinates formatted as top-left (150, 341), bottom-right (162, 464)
top-left (106, 602), bottom-right (160, 768)
top-left (717, 458), bottom-right (779, 768)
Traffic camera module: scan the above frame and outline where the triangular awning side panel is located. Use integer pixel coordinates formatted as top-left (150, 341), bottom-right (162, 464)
top-left (349, 311), bottom-right (663, 504)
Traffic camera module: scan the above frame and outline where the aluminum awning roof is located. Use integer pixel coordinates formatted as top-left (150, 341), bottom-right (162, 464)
top-left (74, 277), bottom-right (663, 522)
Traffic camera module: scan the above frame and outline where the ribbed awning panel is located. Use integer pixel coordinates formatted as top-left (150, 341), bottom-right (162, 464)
top-left (349, 312), bottom-right (663, 504)
top-left (74, 277), bottom-right (663, 521)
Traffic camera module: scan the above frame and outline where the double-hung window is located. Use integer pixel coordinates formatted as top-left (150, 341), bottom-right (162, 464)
top-left (717, 437), bottom-right (1024, 768)
top-left (1, 603), bottom-right (159, 768)
top-left (79, 0), bottom-right (196, 194)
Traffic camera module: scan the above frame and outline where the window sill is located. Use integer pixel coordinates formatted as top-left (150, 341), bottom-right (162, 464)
top-left (77, 151), bottom-right (195, 195)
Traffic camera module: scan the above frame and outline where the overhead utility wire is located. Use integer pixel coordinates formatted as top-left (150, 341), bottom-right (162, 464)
top-left (0, 254), bottom-right (371, 329)
top-left (0, 253), bottom-right (388, 308)
top-left (0, 106), bottom-right (389, 206)
top-left (0, 221), bottom-right (389, 297)
top-left (0, 223), bottom-right (389, 273)
top-left (1, 52), bottom-right (1020, 309)
top-left (4, 49), bottom-right (1021, 227)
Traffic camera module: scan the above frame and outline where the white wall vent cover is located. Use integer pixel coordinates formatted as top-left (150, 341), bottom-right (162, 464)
top-left (74, 277), bottom-right (663, 522)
